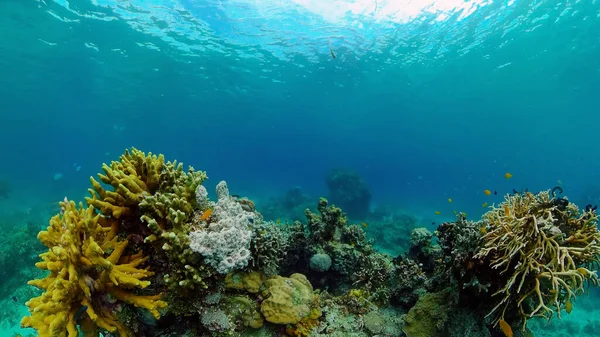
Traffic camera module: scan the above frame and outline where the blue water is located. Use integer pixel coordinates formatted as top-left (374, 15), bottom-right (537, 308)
top-left (1, 0), bottom-right (599, 336)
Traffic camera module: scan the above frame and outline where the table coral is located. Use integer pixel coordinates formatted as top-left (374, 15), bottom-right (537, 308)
top-left (475, 190), bottom-right (600, 327)
top-left (21, 200), bottom-right (166, 337)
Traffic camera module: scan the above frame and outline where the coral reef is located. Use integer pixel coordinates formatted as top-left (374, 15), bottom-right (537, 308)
top-left (402, 289), bottom-right (453, 337)
top-left (260, 273), bottom-right (321, 325)
top-left (21, 200), bottom-right (166, 337)
top-left (86, 148), bottom-right (164, 219)
top-left (282, 198), bottom-right (396, 304)
top-left (249, 219), bottom-right (288, 276)
top-left (475, 190), bottom-right (600, 326)
top-left (139, 160), bottom-right (209, 291)
top-left (189, 181), bottom-right (254, 274)
top-left (17, 148), bottom-right (600, 337)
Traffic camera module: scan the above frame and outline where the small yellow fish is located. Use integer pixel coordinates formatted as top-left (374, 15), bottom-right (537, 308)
top-left (448, 198), bottom-right (452, 203)
top-left (499, 319), bottom-right (513, 337)
top-left (565, 299), bottom-right (573, 314)
top-left (276, 219), bottom-right (281, 224)
top-left (484, 189), bottom-right (492, 196)
top-left (504, 172), bottom-right (513, 179)
top-left (482, 202), bottom-right (488, 208)
top-left (504, 205), bottom-right (510, 216)
top-left (361, 222), bottom-right (368, 228)
top-left (577, 267), bottom-right (590, 277)
top-left (480, 226), bottom-right (487, 234)
top-left (435, 211), bottom-right (441, 215)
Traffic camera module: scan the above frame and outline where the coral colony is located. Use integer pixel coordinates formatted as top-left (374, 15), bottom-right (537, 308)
top-left (20, 148), bottom-right (600, 337)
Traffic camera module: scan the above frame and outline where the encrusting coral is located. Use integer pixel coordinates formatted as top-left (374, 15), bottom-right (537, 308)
top-left (21, 200), bottom-right (167, 337)
top-left (475, 189), bottom-right (600, 328)
top-left (402, 289), bottom-right (453, 337)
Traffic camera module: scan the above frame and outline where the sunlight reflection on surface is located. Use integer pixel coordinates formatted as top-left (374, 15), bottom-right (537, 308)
top-left (288, 0), bottom-right (492, 23)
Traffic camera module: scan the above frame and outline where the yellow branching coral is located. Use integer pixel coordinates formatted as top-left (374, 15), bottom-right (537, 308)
top-left (476, 190), bottom-right (600, 327)
top-left (86, 147), bottom-right (164, 219)
top-left (21, 200), bottom-right (167, 337)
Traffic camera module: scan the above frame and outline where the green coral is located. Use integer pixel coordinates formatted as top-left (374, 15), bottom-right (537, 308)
top-left (249, 221), bottom-right (289, 276)
top-left (139, 160), bottom-right (210, 291)
top-left (402, 289), bottom-right (453, 337)
top-left (305, 198), bottom-right (347, 244)
top-left (223, 296), bottom-right (264, 329)
top-left (225, 271), bottom-right (266, 294)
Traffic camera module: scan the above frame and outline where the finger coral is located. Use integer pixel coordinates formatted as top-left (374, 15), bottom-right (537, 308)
top-left (21, 200), bottom-right (166, 337)
top-left (86, 147), bottom-right (164, 219)
top-left (139, 160), bottom-right (209, 290)
top-left (475, 190), bottom-right (600, 327)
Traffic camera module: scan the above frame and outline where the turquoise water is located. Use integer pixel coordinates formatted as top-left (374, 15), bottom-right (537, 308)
top-left (1, 0), bottom-right (599, 336)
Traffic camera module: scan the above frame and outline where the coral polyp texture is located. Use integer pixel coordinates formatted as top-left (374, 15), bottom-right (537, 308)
top-left (86, 148), bottom-right (164, 219)
top-left (475, 190), bottom-right (600, 326)
top-left (189, 181), bottom-right (254, 274)
top-left (21, 200), bottom-right (166, 337)
top-left (18, 147), bottom-right (600, 337)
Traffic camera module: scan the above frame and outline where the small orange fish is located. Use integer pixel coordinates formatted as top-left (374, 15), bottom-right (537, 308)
top-left (482, 202), bottom-right (488, 208)
top-left (484, 189), bottom-right (492, 196)
top-left (504, 172), bottom-right (513, 179)
top-left (565, 299), bottom-right (573, 314)
top-left (435, 211), bottom-right (441, 215)
top-left (447, 198), bottom-right (452, 203)
top-left (499, 319), bottom-right (513, 337)
top-left (361, 222), bottom-right (368, 228)
top-left (200, 209), bottom-right (213, 221)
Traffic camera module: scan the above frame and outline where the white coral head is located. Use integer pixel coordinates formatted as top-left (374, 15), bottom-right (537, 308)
top-left (216, 181), bottom-right (230, 200)
top-left (196, 185), bottom-right (208, 204)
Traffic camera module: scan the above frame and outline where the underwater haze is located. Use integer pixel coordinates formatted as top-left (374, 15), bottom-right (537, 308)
top-left (1, 0), bottom-right (600, 336)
